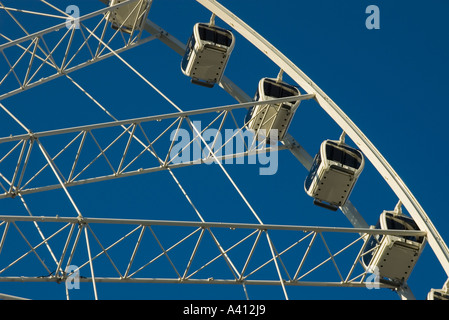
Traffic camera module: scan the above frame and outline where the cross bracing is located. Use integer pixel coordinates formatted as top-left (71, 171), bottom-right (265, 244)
top-left (0, 0), bottom-right (153, 101)
top-left (0, 95), bottom-right (313, 199)
top-left (0, 215), bottom-right (425, 299)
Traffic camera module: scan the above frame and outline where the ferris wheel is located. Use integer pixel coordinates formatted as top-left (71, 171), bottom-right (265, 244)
top-left (0, 0), bottom-right (448, 300)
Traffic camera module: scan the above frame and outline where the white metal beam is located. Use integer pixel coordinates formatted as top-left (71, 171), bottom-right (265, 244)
top-left (0, 215), bottom-right (426, 236)
top-left (0, 95), bottom-right (310, 144)
top-left (0, 96), bottom-right (307, 199)
top-left (0, 214), bottom-right (421, 292)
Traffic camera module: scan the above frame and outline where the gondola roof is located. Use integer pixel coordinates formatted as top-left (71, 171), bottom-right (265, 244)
top-left (196, 23), bottom-right (234, 47)
top-left (323, 140), bottom-right (364, 170)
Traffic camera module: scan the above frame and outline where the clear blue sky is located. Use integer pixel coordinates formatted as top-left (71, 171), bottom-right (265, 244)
top-left (0, 0), bottom-right (448, 300)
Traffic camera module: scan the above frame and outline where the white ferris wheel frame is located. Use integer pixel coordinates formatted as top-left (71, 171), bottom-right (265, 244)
top-left (0, 0), bottom-right (447, 300)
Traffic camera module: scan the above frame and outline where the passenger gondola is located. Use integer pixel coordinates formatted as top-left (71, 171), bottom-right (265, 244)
top-left (244, 77), bottom-right (301, 142)
top-left (362, 208), bottom-right (426, 282)
top-left (106, 0), bottom-right (151, 34)
top-left (181, 23), bottom-right (235, 88)
top-left (304, 139), bottom-right (364, 211)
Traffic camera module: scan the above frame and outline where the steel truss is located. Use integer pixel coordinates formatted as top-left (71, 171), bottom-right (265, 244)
top-left (0, 0), bottom-right (153, 101)
top-left (1, 215), bottom-right (426, 299)
top-left (0, 95), bottom-right (313, 200)
top-left (0, 0), bottom-right (448, 300)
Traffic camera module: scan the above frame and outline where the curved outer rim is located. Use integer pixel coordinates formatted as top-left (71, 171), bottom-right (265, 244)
top-left (195, 0), bottom-right (449, 279)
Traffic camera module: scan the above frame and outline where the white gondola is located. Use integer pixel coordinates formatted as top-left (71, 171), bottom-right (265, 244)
top-left (362, 209), bottom-right (426, 282)
top-left (244, 78), bottom-right (301, 142)
top-left (304, 139), bottom-right (364, 211)
top-left (181, 23), bottom-right (235, 88)
top-left (106, 0), bottom-right (151, 34)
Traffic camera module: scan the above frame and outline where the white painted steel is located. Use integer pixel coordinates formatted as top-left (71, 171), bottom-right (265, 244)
top-left (0, 214), bottom-right (423, 291)
top-left (1, 0), bottom-right (446, 299)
